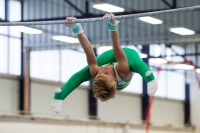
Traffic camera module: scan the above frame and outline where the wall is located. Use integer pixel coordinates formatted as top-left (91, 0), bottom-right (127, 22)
top-left (98, 92), bottom-right (142, 124)
top-left (186, 44), bottom-right (200, 133)
top-left (151, 98), bottom-right (184, 127)
top-left (30, 79), bottom-right (185, 127)
top-left (190, 84), bottom-right (200, 133)
top-left (0, 76), bottom-right (187, 132)
top-left (30, 79), bottom-right (89, 119)
top-left (0, 120), bottom-right (193, 133)
top-left (0, 74), bottom-right (19, 114)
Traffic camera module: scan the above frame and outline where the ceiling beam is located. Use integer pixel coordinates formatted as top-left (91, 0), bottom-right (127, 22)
top-left (63, 0), bottom-right (85, 15)
top-left (26, 35), bottom-right (200, 50)
top-left (161, 0), bottom-right (174, 9)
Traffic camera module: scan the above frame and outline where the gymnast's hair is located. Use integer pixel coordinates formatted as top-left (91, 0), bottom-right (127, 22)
top-left (93, 74), bottom-right (116, 102)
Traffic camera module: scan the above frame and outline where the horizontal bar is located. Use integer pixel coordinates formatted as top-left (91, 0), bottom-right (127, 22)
top-left (1, 5), bottom-right (200, 26)
top-left (16, 8), bottom-right (171, 22)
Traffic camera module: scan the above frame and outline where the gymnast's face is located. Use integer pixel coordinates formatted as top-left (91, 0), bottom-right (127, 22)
top-left (97, 66), bottom-right (117, 82)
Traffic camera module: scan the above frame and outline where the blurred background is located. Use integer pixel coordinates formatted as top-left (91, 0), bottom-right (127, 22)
top-left (0, 0), bottom-right (200, 133)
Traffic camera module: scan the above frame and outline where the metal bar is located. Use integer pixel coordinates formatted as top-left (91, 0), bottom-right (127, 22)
top-left (1, 5), bottom-right (200, 26)
top-left (64, 0), bottom-right (84, 15)
top-left (25, 34), bottom-right (200, 48)
top-left (14, 8), bottom-right (171, 22)
top-left (161, 0), bottom-right (173, 8)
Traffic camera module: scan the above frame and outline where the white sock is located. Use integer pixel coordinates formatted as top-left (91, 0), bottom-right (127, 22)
top-left (55, 88), bottom-right (61, 93)
top-left (51, 99), bottom-right (63, 114)
top-left (147, 80), bottom-right (158, 96)
top-left (146, 71), bottom-right (152, 77)
top-left (51, 88), bottom-right (63, 114)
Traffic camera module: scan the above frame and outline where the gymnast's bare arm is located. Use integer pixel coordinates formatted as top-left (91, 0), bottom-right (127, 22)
top-left (110, 30), bottom-right (131, 79)
top-left (103, 13), bottom-right (132, 80)
top-left (65, 17), bottom-right (100, 78)
top-left (77, 33), bottom-right (100, 78)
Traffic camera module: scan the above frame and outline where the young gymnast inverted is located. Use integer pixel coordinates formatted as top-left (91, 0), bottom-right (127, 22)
top-left (51, 13), bottom-right (158, 114)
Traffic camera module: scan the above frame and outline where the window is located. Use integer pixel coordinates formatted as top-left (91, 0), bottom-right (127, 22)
top-left (150, 65), bottom-right (185, 100)
top-left (0, 0), bottom-right (5, 20)
top-left (0, 0), bottom-right (21, 76)
top-left (171, 45), bottom-right (185, 55)
top-left (97, 45), bottom-right (141, 55)
top-left (30, 50), bottom-right (60, 81)
top-left (8, 0), bottom-right (21, 21)
top-left (122, 73), bottom-right (142, 94)
top-left (30, 49), bottom-right (90, 86)
top-left (61, 49), bottom-right (89, 86)
top-left (149, 44), bottom-right (185, 100)
top-left (167, 71), bottom-right (185, 100)
top-left (0, 0), bottom-right (8, 35)
top-left (150, 44), bottom-right (162, 57)
top-left (0, 26), bottom-right (8, 35)
top-left (8, 0), bottom-right (21, 38)
top-left (171, 45), bottom-right (185, 62)
top-left (97, 46), bottom-right (112, 55)
top-left (0, 35), bottom-right (8, 73)
top-left (126, 45), bottom-right (141, 52)
top-left (9, 38), bottom-right (21, 75)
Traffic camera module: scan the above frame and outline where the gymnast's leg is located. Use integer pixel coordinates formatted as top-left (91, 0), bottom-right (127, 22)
top-left (123, 48), bottom-right (158, 96)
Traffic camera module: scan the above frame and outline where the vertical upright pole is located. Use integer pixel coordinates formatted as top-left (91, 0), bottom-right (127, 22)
top-left (88, 48), bottom-right (97, 119)
top-left (184, 84), bottom-right (191, 126)
top-left (19, 45), bottom-right (24, 113)
top-left (86, 1), bottom-right (97, 119)
top-left (19, 0), bottom-right (29, 114)
top-left (23, 48), bottom-right (30, 114)
top-left (19, 0), bottom-right (24, 112)
top-left (141, 45), bottom-right (150, 121)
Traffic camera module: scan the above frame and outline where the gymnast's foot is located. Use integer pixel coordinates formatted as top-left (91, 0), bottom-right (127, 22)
top-left (51, 88), bottom-right (63, 114)
top-left (51, 99), bottom-right (63, 114)
top-left (147, 80), bottom-right (158, 96)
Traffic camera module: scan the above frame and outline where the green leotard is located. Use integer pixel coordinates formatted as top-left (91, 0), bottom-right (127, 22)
top-left (54, 48), bottom-right (155, 100)
top-left (102, 62), bottom-right (133, 90)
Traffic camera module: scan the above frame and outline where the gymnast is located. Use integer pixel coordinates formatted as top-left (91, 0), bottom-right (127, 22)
top-left (51, 13), bottom-right (158, 114)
